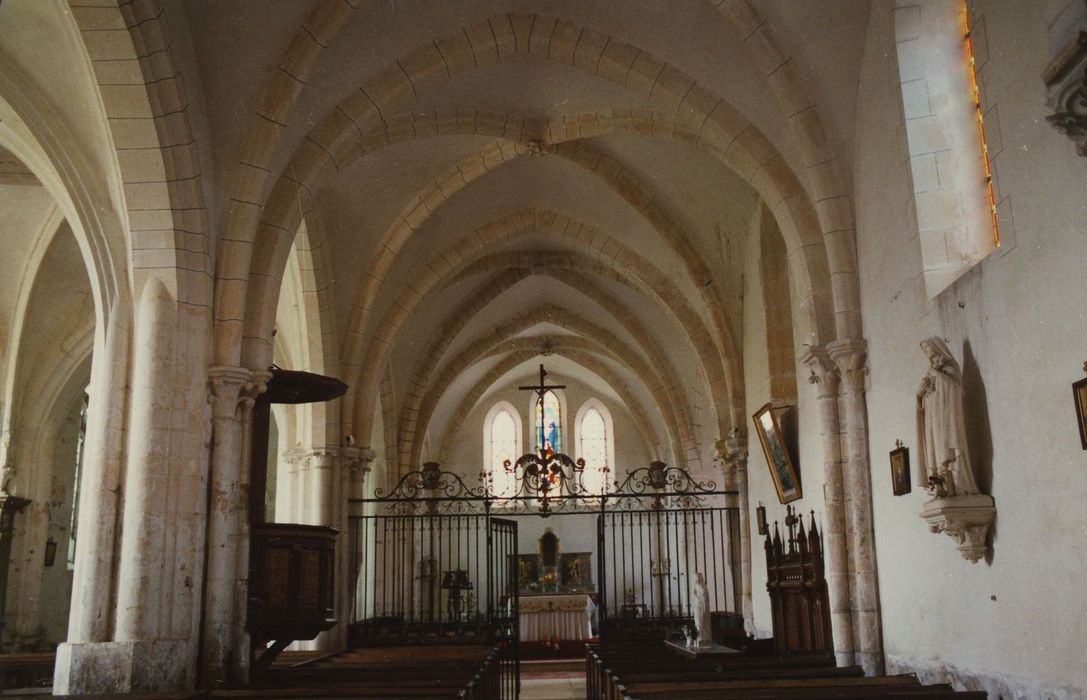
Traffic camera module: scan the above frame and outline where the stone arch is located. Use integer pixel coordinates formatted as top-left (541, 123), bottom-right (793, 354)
top-left (759, 204), bottom-right (798, 405)
top-left (66, 1), bottom-right (213, 309)
top-left (396, 269), bottom-right (703, 469)
top-left (436, 343), bottom-right (657, 465)
top-left (0, 46), bottom-right (136, 650)
top-left (212, 0), bottom-right (357, 367)
top-left (218, 12), bottom-right (851, 379)
top-left (248, 110), bottom-right (819, 405)
top-left (406, 305), bottom-right (692, 471)
top-left (347, 212), bottom-right (731, 454)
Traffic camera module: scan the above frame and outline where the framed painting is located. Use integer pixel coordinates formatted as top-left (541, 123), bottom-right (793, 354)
top-left (890, 445), bottom-right (911, 495)
top-left (517, 554), bottom-right (539, 587)
top-left (1074, 377), bottom-right (1087, 450)
top-left (752, 403), bottom-right (802, 504)
top-left (560, 552), bottom-right (592, 589)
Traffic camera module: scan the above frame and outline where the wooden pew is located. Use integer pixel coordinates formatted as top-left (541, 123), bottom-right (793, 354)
top-left (587, 642), bottom-right (987, 700)
top-left (251, 643), bottom-right (506, 699)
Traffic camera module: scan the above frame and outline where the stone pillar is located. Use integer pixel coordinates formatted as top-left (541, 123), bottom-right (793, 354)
top-left (57, 284), bottom-right (199, 694)
top-left (828, 340), bottom-right (883, 675)
top-left (115, 280), bottom-right (176, 642)
top-left (203, 366), bottom-right (261, 687)
top-left (332, 447), bottom-right (372, 648)
top-left (716, 435), bottom-right (753, 634)
top-left (231, 370), bottom-right (267, 684)
top-left (64, 306), bottom-right (130, 646)
top-left (801, 347), bottom-right (855, 668)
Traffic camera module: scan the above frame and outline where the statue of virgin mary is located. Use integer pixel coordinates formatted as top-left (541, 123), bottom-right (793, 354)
top-left (916, 337), bottom-right (980, 496)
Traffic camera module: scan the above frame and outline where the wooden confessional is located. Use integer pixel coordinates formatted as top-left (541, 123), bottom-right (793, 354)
top-left (764, 505), bottom-right (833, 656)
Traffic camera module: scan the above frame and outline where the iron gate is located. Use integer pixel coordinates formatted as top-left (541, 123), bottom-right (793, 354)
top-left (348, 457), bottom-right (742, 694)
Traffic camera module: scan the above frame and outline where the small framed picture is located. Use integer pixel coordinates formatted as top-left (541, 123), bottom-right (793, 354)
top-left (752, 403), bottom-right (802, 504)
top-left (1074, 378), bottom-right (1087, 450)
top-left (890, 445), bottom-right (911, 496)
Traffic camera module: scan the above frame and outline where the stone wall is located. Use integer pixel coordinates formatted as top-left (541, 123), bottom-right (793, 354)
top-left (855, 1), bottom-right (1087, 696)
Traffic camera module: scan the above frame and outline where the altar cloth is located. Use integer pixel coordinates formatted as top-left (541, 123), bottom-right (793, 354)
top-left (518, 594), bottom-right (595, 642)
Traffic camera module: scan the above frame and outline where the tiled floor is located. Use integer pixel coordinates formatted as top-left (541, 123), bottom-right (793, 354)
top-left (519, 675), bottom-right (587, 700)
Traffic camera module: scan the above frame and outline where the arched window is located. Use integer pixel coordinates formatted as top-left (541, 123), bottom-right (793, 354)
top-left (576, 399), bottom-right (615, 494)
top-left (484, 402), bottom-right (522, 497)
top-left (534, 390), bottom-right (562, 455)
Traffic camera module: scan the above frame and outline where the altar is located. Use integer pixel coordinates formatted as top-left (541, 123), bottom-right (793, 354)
top-left (518, 594), bottom-right (596, 642)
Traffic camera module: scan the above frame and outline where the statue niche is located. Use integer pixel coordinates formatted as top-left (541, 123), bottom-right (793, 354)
top-left (538, 528), bottom-right (559, 591)
top-left (915, 337), bottom-right (996, 563)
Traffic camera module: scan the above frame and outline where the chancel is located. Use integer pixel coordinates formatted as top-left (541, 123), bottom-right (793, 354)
top-left (0, 1), bottom-right (1084, 699)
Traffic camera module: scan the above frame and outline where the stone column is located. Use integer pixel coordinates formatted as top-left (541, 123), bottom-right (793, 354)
top-left (230, 369), bottom-right (267, 684)
top-left (203, 366), bottom-right (258, 687)
top-left (332, 447), bottom-right (372, 648)
top-left (115, 280), bottom-right (176, 642)
top-left (63, 306), bottom-right (130, 646)
top-left (801, 347), bottom-right (855, 668)
top-left (828, 340), bottom-right (883, 675)
top-left (716, 435), bottom-right (753, 634)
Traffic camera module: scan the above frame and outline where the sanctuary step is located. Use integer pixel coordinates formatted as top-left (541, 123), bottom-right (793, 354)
top-left (587, 642), bottom-right (988, 700)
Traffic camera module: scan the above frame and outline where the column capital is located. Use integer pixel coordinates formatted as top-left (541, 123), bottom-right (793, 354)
top-left (801, 345), bottom-right (840, 397)
top-left (208, 366), bottom-right (265, 419)
top-left (827, 339), bottom-right (868, 394)
top-left (283, 446), bottom-right (338, 470)
top-left (341, 446), bottom-right (376, 475)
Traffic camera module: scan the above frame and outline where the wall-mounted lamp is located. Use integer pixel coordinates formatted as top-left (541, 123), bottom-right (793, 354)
top-left (756, 501), bottom-right (768, 536)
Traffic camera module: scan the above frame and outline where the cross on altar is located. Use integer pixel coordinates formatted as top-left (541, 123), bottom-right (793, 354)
top-left (519, 364), bottom-right (566, 454)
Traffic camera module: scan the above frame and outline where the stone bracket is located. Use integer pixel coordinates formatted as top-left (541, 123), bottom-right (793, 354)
top-left (920, 494), bottom-right (996, 563)
top-left (1044, 31), bottom-right (1087, 156)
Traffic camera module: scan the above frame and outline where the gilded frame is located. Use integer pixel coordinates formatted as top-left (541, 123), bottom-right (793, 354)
top-left (1074, 377), bottom-right (1087, 450)
top-left (752, 402), bottom-right (802, 504)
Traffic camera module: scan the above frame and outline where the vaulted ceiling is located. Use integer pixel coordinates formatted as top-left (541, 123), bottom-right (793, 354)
top-left (1, 1), bottom-right (874, 476)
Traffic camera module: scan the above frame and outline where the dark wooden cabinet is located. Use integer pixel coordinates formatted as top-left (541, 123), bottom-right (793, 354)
top-left (248, 523), bottom-right (337, 642)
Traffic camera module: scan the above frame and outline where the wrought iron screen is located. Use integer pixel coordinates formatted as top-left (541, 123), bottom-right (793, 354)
top-left (348, 457), bottom-right (741, 647)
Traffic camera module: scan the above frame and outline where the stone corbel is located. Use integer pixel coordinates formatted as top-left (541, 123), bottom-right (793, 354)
top-left (801, 346), bottom-right (841, 398)
top-left (1044, 31), bottom-right (1087, 156)
top-left (920, 494), bottom-right (996, 563)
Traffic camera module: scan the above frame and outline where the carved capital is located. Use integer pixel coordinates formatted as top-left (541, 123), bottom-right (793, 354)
top-left (1044, 31), bottom-right (1087, 157)
top-left (340, 446), bottom-right (375, 476)
top-left (207, 366), bottom-right (253, 420)
top-left (920, 494), bottom-right (996, 563)
top-left (283, 446), bottom-right (341, 471)
top-left (827, 339), bottom-right (868, 395)
top-left (801, 346), bottom-right (840, 398)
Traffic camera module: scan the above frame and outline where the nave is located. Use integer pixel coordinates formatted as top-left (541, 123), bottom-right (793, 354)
top-left (0, 1), bottom-right (1085, 697)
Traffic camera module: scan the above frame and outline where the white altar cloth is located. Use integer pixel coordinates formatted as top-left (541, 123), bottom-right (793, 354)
top-left (518, 594), bottom-right (595, 642)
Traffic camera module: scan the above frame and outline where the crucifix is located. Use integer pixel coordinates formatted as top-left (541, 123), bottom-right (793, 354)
top-left (519, 364), bottom-right (566, 455)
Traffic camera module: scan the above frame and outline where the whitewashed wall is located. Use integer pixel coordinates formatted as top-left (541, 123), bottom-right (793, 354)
top-left (856, 2), bottom-right (1087, 696)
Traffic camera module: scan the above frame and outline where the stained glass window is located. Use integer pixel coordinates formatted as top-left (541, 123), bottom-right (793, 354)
top-left (535, 390), bottom-right (561, 454)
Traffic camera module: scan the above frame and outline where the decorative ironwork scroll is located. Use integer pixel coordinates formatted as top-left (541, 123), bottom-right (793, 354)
top-left (610, 460), bottom-right (720, 510)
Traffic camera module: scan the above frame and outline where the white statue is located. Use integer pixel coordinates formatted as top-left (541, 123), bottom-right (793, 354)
top-left (916, 337), bottom-right (980, 496)
top-left (692, 571), bottom-right (712, 647)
